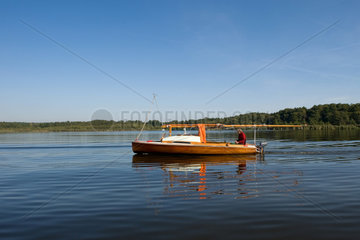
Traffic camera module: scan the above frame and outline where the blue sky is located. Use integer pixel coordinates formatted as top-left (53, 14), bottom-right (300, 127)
top-left (1, 0), bottom-right (359, 122)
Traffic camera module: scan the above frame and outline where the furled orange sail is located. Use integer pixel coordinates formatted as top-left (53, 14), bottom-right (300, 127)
top-left (197, 124), bottom-right (206, 143)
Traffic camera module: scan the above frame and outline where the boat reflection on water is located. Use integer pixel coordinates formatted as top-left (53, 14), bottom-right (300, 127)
top-left (132, 154), bottom-right (265, 199)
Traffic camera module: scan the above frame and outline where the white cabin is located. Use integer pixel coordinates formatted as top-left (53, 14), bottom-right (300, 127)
top-left (162, 135), bottom-right (201, 143)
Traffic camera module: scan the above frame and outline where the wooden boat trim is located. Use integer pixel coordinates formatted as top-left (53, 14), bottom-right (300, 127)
top-left (133, 140), bottom-right (257, 148)
top-left (161, 123), bottom-right (303, 128)
top-left (132, 140), bottom-right (259, 155)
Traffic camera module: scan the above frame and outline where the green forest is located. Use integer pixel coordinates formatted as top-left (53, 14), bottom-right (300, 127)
top-left (178, 103), bottom-right (360, 127)
top-left (1, 103), bottom-right (359, 133)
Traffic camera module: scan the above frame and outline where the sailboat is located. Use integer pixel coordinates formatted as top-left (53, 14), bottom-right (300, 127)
top-left (132, 123), bottom-right (302, 155)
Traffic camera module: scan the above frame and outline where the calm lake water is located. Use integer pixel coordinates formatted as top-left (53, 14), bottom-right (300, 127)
top-left (0, 130), bottom-right (360, 240)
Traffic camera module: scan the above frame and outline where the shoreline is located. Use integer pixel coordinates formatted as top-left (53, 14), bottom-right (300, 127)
top-left (0, 125), bottom-right (359, 134)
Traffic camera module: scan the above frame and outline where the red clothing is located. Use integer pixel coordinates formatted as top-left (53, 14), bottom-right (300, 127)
top-left (237, 132), bottom-right (246, 145)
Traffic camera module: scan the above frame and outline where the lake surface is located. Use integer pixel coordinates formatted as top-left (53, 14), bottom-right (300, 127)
top-left (0, 130), bottom-right (360, 240)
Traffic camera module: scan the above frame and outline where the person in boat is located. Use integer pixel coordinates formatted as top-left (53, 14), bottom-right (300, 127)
top-left (236, 129), bottom-right (246, 145)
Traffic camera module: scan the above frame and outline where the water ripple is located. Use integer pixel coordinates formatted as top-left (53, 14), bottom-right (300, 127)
top-left (1, 131), bottom-right (360, 239)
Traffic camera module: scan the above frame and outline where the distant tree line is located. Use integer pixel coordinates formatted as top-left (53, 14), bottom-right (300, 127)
top-left (180, 103), bottom-right (360, 126)
top-left (0, 120), bottom-right (161, 132)
top-left (1, 104), bottom-right (359, 133)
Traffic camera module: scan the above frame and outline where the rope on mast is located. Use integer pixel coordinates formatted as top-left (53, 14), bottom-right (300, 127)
top-left (135, 94), bottom-right (156, 141)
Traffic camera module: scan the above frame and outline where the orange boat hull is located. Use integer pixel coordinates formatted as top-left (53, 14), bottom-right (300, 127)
top-left (132, 141), bottom-right (258, 155)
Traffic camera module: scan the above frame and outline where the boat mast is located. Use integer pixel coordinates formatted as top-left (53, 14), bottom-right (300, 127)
top-left (254, 124), bottom-right (256, 145)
